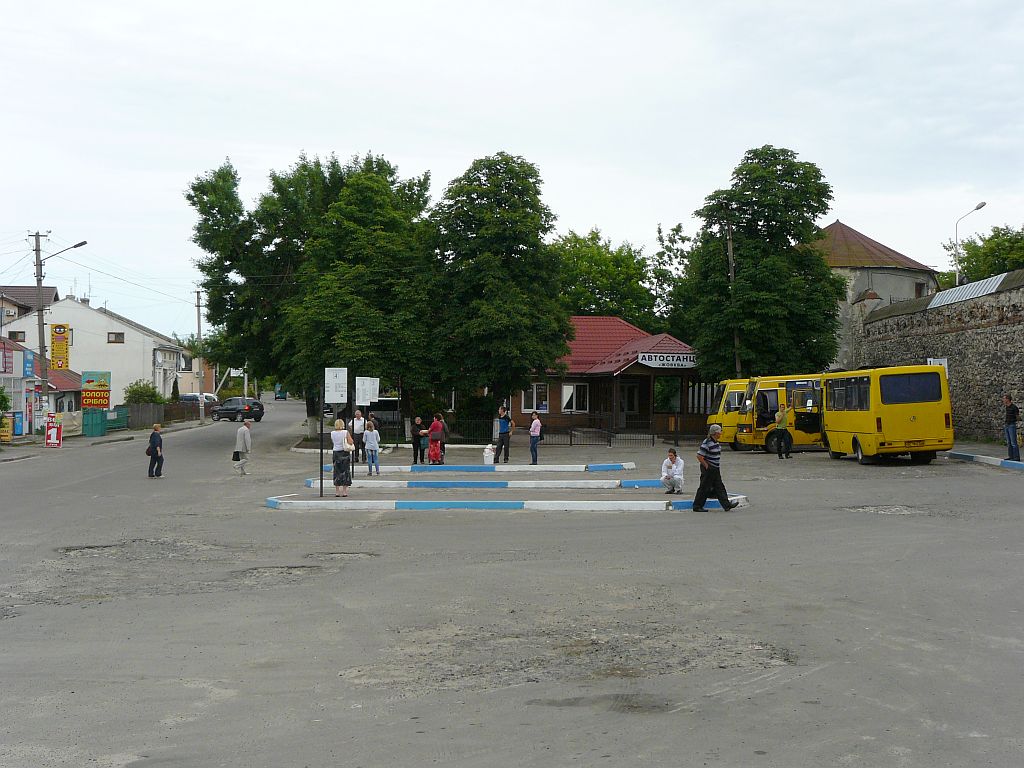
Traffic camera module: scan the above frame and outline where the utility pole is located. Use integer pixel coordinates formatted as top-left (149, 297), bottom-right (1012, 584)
top-left (196, 290), bottom-right (205, 424)
top-left (31, 232), bottom-right (86, 434)
top-left (726, 223), bottom-right (742, 377)
top-left (33, 231), bottom-right (49, 431)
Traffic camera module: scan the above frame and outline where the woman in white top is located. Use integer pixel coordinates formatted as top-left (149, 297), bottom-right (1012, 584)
top-left (363, 421), bottom-right (381, 476)
top-left (330, 419), bottom-right (353, 497)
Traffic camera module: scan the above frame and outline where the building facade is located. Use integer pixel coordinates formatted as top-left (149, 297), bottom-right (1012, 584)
top-left (3, 296), bottom-right (185, 401)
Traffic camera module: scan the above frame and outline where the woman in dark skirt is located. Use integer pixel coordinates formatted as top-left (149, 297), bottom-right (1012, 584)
top-left (330, 419), bottom-right (353, 497)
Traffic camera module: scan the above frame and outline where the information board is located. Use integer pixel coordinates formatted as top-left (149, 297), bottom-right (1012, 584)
top-left (324, 368), bottom-right (348, 404)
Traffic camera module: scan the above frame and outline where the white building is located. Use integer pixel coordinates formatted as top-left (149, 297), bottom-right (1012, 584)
top-left (3, 296), bottom-right (185, 400)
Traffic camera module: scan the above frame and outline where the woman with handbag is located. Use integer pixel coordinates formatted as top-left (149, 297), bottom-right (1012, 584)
top-left (147, 423), bottom-right (163, 478)
top-left (330, 418), bottom-right (354, 496)
top-left (428, 413), bottom-right (445, 465)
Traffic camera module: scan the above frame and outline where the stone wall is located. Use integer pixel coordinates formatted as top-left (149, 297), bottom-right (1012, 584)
top-left (858, 271), bottom-right (1024, 441)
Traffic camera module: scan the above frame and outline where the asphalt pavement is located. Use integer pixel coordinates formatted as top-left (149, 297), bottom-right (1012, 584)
top-left (1, 398), bottom-right (1022, 767)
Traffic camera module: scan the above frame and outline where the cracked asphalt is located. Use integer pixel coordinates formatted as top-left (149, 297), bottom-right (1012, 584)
top-left (1, 399), bottom-right (1021, 767)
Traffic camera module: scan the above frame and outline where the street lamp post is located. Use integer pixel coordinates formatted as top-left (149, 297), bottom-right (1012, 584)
top-left (33, 233), bottom-right (87, 425)
top-left (954, 202), bottom-right (986, 286)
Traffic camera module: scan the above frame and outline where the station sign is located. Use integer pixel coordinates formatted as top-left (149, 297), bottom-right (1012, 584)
top-left (638, 352), bottom-right (697, 368)
top-left (324, 367), bottom-right (348, 404)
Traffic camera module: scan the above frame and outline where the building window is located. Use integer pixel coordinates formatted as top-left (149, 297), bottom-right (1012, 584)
top-left (561, 383), bottom-right (589, 413)
top-left (8, 331), bottom-right (26, 342)
top-left (107, 332), bottom-right (125, 344)
top-left (915, 282), bottom-right (927, 298)
top-left (522, 383), bottom-right (549, 413)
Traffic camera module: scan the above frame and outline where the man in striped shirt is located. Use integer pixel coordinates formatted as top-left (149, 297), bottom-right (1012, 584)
top-left (692, 423), bottom-right (738, 512)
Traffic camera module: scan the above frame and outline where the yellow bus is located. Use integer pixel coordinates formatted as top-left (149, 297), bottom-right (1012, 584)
top-left (734, 374), bottom-right (823, 453)
top-left (706, 379), bottom-right (749, 450)
top-left (820, 365), bottom-right (953, 464)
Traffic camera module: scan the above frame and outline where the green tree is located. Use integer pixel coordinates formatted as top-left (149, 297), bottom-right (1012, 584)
top-left (668, 145), bottom-right (845, 381)
top-left (551, 228), bottom-right (661, 332)
top-left (430, 152), bottom-right (572, 401)
top-left (944, 224), bottom-right (1024, 283)
top-left (186, 154), bottom-right (436, 431)
top-left (123, 379), bottom-right (164, 404)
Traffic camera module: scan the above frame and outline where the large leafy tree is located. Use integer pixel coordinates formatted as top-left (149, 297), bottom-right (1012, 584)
top-left (944, 224), bottom-right (1024, 283)
top-left (429, 152), bottom-right (572, 402)
top-left (668, 145), bottom-right (845, 381)
top-left (551, 228), bottom-right (660, 332)
top-left (186, 154), bottom-right (435, 428)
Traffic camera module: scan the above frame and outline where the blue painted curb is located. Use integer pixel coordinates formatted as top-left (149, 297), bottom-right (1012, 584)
top-left (620, 479), bottom-right (664, 488)
top-left (1002, 459), bottom-right (1024, 470)
top-left (947, 451), bottom-right (1024, 472)
top-left (669, 499), bottom-right (726, 510)
top-left (396, 500), bottom-right (525, 510)
top-left (265, 497), bottom-right (282, 509)
top-left (586, 463), bottom-right (626, 471)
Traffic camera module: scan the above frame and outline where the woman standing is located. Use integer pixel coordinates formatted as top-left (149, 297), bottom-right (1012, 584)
top-left (147, 423), bottom-right (163, 478)
top-left (529, 411), bottom-right (542, 465)
top-left (330, 419), bottom-right (354, 497)
top-left (363, 420), bottom-right (381, 476)
top-left (428, 413), bottom-right (445, 465)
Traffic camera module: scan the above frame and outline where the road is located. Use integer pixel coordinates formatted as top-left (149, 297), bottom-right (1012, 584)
top-left (1, 399), bottom-right (1022, 767)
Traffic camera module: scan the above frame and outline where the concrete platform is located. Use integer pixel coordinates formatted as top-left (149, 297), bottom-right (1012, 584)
top-left (319, 462), bottom-right (637, 473)
top-left (266, 495), bottom-right (748, 512)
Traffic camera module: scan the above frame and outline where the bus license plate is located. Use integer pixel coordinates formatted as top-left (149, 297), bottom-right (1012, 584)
top-left (906, 440), bottom-right (925, 446)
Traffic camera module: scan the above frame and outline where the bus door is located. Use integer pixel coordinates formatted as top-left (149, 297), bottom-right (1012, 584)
top-left (788, 385), bottom-right (822, 442)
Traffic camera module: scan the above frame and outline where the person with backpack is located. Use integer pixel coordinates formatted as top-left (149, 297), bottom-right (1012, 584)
top-left (529, 411), bottom-right (543, 464)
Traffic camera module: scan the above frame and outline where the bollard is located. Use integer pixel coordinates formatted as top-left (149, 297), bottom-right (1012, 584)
top-left (483, 444), bottom-right (495, 464)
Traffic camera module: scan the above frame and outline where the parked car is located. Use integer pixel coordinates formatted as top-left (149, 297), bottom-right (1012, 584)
top-left (212, 397), bottom-right (265, 422)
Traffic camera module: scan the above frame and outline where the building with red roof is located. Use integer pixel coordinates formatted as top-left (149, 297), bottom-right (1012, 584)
top-left (1, 335), bottom-right (82, 437)
top-left (511, 316), bottom-right (710, 435)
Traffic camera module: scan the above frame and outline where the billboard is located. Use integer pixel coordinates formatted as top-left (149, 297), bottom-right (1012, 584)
top-left (50, 324), bottom-right (71, 369)
top-left (81, 371), bottom-right (112, 409)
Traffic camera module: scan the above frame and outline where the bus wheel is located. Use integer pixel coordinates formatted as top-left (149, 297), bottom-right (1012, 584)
top-left (854, 439), bottom-right (872, 465)
top-left (910, 451), bottom-right (935, 465)
top-left (823, 435), bottom-right (844, 460)
top-left (764, 433), bottom-right (777, 454)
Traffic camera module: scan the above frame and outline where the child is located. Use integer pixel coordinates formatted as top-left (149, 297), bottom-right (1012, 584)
top-left (364, 420), bottom-right (381, 476)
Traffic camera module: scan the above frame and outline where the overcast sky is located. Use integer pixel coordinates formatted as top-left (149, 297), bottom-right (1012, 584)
top-left (2, 1), bottom-right (1021, 338)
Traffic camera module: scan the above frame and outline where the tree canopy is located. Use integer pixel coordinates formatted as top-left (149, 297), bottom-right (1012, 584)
top-left (945, 224), bottom-right (1024, 283)
top-left (552, 228), bottom-right (661, 332)
top-left (429, 152), bottom-right (572, 401)
top-left (668, 145), bottom-right (845, 381)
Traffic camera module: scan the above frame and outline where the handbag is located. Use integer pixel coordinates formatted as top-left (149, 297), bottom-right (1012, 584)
top-left (232, 450), bottom-right (241, 461)
top-left (145, 446), bottom-right (152, 456)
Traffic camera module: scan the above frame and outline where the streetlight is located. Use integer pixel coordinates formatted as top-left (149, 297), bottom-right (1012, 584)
top-left (33, 234), bottom-right (87, 425)
top-left (954, 201), bottom-right (986, 286)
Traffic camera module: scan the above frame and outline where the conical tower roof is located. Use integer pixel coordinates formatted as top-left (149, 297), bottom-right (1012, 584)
top-left (813, 221), bottom-right (934, 272)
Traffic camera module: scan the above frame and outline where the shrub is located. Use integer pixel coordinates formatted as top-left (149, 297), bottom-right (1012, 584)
top-left (123, 379), bottom-right (165, 405)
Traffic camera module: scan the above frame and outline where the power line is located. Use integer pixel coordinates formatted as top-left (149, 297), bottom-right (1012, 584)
top-left (51, 253), bottom-right (193, 305)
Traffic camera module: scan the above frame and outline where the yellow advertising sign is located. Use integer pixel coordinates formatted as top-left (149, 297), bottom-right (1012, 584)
top-left (0, 414), bottom-right (11, 443)
top-left (50, 323), bottom-right (71, 370)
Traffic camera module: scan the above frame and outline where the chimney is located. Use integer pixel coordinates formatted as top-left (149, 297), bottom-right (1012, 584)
top-left (80, 297), bottom-right (90, 306)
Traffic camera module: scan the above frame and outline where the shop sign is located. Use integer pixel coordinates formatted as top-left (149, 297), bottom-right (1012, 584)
top-left (81, 371), bottom-right (113, 409)
top-left (50, 324), bottom-right (71, 369)
top-left (45, 412), bottom-right (63, 448)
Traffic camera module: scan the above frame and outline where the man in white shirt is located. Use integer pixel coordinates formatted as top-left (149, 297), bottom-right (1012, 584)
top-left (659, 448), bottom-right (684, 495)
top-left (660, 448), bottom-right (684, 494)
top-left (351, 410), bottom-right (366, 462)
top-left (234, 419), bottom-right (253, 476)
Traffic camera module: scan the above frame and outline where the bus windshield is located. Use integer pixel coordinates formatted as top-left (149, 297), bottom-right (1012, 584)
top-left (879, 372), bottom-right (942, 404)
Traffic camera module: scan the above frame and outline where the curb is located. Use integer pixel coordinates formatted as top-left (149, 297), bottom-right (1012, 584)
top-left (266, 494), bottom-right (747, 512)
top-left (303, 477), bottom-right (696, 491)
top-left (90, 436), bottom-right (135, 446)
top-left (946, 451), bottom-right (1024, 472)
top-left (315, 462), bottom-right (638, 473)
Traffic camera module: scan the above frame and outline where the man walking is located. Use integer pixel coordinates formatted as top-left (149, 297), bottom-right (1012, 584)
top-left (494, 406), bottom-right (514, 464)
top-left (234, 419), bottom-right (253, 475)
top-left (692, 424), bottom-right (738, 512)
top-left (660, 448), bottom-right (684, 494)
top-left (1004, 394), bottom-right (1020, 462)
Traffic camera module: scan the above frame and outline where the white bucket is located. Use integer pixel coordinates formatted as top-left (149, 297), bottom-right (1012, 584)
top-left (483, 445), bottom-right (495, 464)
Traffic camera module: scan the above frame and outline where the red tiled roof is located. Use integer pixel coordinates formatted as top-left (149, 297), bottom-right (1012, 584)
top-left (564, 316), bottom-right (650, 374)
top-left (561, 317), bottom-right (695, 376)
top-left (812, 221), bottom-right (935, 271)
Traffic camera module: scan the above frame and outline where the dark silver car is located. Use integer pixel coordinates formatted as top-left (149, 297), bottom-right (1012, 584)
top-left (211, 397), bottom-right (265, 422)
